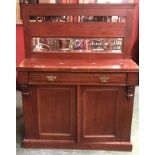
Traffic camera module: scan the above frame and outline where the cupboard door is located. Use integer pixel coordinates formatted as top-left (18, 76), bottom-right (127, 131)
top-left (79, 86), bottom-right (125, 143)
top-left (33, 85), bottom-right (77, 141)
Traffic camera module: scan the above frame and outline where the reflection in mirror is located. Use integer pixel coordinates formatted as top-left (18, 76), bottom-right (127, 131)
top-left (38, 0), bottom-right (134, 4)
top-left (29, 16), bottom-right (126, 22)
top-left (32, 37), bottom-right (123, 53)
top-left (96, 0), bottom-right (132, 3)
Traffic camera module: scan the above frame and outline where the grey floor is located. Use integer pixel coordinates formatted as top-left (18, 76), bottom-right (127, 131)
top-left (16, 87), bottom-right (139, 155)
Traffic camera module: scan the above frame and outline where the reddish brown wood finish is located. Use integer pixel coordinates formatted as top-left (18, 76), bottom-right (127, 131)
top-left (21, 85), bottom-right (37, 139)
top-left (33, 85), bottom-right (77, 141)
top-left (79, 86), bottom-right (122, 142)
top-left (17, 58), bottom-right (138, 72)
top-left (127, 72), bottom-right (139, 85)
top-left (23, 139), bottom-right (132, 151)
top-left (17, 71), bottom-right (29, 84)
top-left (29, 72), bottom-right (126, 85)
top-left (29, 22), bottom-right (125, 37)
top-left (17, 3), bottom-right (139, 151)
top-left (21, 4), bottom-right (135, 58)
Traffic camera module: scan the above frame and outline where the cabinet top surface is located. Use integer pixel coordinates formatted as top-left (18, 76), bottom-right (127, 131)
top-left (17, 58), bottom-right (138, 72)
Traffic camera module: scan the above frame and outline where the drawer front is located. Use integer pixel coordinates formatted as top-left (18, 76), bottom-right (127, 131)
top-left (29, 72), bottom-right (126, 85)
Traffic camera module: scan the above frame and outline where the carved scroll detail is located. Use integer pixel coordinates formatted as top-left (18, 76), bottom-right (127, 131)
top-left (126, 86), bottom-right (135, 101)
top-left (21, 84), bottom-right (31, 96)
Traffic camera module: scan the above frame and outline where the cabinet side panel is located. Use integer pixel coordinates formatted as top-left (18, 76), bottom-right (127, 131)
top-left (22, 87), bottom-right (36, 139)
top-left (17, 71), bottom-right (29, 84)
top-left (127, 72), bottom-right (139, 86)
top-left (119, 87), bottom-right (135, 141)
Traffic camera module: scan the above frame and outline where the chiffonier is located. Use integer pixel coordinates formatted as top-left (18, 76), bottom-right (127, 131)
top-left (17, 3), bottom-right (139, 151)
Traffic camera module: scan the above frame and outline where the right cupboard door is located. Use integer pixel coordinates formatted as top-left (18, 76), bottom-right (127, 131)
top-left (79, 86), bottom-right (131, 143)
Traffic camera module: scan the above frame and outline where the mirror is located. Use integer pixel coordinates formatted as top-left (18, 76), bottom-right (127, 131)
top-left (32, 37), bottom-right (123, 53)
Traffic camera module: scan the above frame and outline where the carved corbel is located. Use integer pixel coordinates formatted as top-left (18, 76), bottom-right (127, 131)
top-left (126, 86), bottom-right (135, 101)
top-left (21, 84), bottom-right (31, 96)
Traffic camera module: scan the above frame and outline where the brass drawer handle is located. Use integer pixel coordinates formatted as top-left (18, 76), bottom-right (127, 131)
top-left (99, 76), bottom-right (110, 83)
top-left (46, 75), bottom-right (57, 81)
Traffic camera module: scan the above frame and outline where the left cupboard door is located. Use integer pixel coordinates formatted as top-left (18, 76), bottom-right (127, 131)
top-left (30, 85), bottom-right (77, 142)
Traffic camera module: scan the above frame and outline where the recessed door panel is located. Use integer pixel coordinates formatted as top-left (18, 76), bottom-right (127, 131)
top-left (35, 85), bottom-right (76, 141)
top-left (79, 86), bottom-right (123, 142)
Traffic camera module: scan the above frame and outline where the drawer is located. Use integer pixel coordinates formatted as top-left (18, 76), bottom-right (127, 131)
top-left (29, 72), bottom-right (126, 85)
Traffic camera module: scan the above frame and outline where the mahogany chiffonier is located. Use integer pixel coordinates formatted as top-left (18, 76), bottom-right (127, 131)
top-left (17, 3), bottom-right (139, 151)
